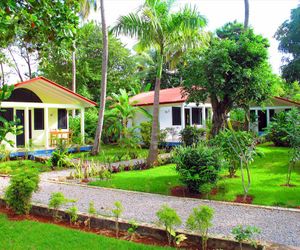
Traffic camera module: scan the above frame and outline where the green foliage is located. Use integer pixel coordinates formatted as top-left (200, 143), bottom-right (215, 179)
top-left (213, 130), bottom-right (257, 177)
top-left (112, 201), bottom-right (124, 238)
top-left (50, 141), bottom-right (73, 169)
top-left (182, 22), bottom-right (277, 136)
top-left (4, 168), bottom-right (39, 215)
top-left (67, 206), bottom-right (78, 225)
top-left (40, 22), bottom-right (139, 102)
top-left (186, 206), bottom-right (214, 250)
top-left (127, 219), bottom-right (139, 240)
top-left (198, 183), bottom-right (213, 199)
top-left (232, 225), bottom-right (261, 250)
top-left (140, 121), bottom-right (152, 148)
top-left (156, 204), bottom-right (182, 246)
top-left (173, 144), bottom-right (222, 193)
top-left (88, 201), bottom-right (97, 215)
top-left (48, 192), bottom-right (75, 220)
top-left (275, 6), bottom-right (300, 83)
top-left (265, 111), bottom-right (292, 147)
top-left (179, 126), bottom-right (205, 146)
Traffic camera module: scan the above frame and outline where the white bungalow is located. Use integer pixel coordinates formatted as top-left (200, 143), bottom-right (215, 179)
top-left (0, 77), bottom-right (97, 150)
top-left (130, 87), bottom-right (300, 142)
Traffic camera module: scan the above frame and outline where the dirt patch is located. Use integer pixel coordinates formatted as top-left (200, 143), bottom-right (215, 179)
top-left (234, 195), bottom-right (254, 204)
top-left (280, 183), bottom-right (297, 187)
top-left (170, 186), bottom-right (218, 199)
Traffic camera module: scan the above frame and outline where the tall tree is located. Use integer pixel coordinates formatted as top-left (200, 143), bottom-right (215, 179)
top-left (275, 5), bottom-right (300, 83)
top-left (182, 22), bottom-right (277, 136)
top-left (114, 0), bottom-right (207, 166)
top-left (244, 0), bottom-right (249, 28)
top-left (91, 0), bottom-right (108, 155)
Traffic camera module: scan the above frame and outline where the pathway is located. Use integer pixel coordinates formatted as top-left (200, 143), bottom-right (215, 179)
top-left (0, 174), bottom-right (299, 247)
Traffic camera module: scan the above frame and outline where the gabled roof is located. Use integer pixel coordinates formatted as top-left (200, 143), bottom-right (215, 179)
top-left (130, 87), bottom-right (300, 108)
top-left (130, 87), bottom-right (187, 106)
top-left (14, 76), bottom-right (97, 107)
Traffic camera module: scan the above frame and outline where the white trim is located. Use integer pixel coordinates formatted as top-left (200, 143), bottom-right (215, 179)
top-left (24, 107), bottom-right (29, 147)
top-left (180, 103), bottom-right (185, 130)
top-left (0, 102), bottom-right (83, 109)
top-left (44, 107), bottom-right (49, 148)
top-left (250, 106), bottom-right (292, 110)
top-left (80, 108), bottom-right (85, 145)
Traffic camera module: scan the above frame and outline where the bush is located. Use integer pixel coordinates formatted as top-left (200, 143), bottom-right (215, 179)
top-left (212, 130), bottom-right (256, 177)
top-left (179, 126), bottom-right (205, 146)
top-left (5, 168), bottom-right (39, 214)
top-left (140, 121), bottom-right (152, 148)
top-left (265, 110), bottom-right (291, 146)
top-left (173, 144), bottom-right (222, 193)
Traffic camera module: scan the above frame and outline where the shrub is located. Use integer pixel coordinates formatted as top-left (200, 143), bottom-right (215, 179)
top-left (186, 205), bottom-right (214, 250)
top-left (140, 121), bottom-right (152, 148)
top-left (179, 126), bottom-right (205, 146)
top-left (67, 206), bottom-right (78, 225)
top-left (5, 168), bottom-right (39, 215)
top-left (265, 110), bottom-right (291, 146)
top-left (156, 204), bottom-right (183, 246)
top-left (50, 141), bottom-right (73, 169)
top-left (173, 144), bottom-right (222, 193)
top-left (232, 225), bottom-right (261, 250)
top-left (212, 130), bottom-right (256, 177)
top-left (48, 192), bottom-right (75, 220)
top-left (112, 201), bottom-right (123, 238)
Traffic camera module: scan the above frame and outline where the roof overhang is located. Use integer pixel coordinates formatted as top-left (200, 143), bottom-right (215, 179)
top-left (14, 77), bottom-right (97, 108)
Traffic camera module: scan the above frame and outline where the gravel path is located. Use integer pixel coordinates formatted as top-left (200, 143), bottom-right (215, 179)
top-left (0, 175), bottom-right (299, 247)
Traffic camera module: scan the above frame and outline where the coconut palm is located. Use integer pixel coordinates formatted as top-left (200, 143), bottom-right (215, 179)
top-left (114, 0), bottom-right (207, 166)
top-left (244, 0), bottom-right (249, 28)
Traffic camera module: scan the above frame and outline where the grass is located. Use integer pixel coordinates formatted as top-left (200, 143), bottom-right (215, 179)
top-left (89, 144), bottom-right (300, 207)
top-left (0, 160), bottom-right (50, 174)
top-left (71, 144), bottom-right (148, 162)
top-left (90, 164), bottom-right (181, 194)
top-left (0, 213), bottom-right (171, 250)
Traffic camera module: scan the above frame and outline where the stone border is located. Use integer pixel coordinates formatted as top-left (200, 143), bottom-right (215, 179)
top-left (0, 198), bottom-right (266, 250)
top-left (44, 179), bottom-right (300, 214)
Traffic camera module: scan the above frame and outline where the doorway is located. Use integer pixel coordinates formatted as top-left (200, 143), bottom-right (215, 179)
top-left (258, 110), bottom-right (267, 132)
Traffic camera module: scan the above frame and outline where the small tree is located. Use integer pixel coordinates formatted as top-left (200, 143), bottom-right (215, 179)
top-left (285, 109), bottom-right (300, 186)
top-left (112, 201), bottom-right (123, 238)
top-left (67, 206), bottom-right (78, 225)
top-left (232, 225), bottom-right (261, 250)
top-left (156, 204), bottom-right (183, 246)
top-left (186, 205), bottom-right (214, 250)
top-left (48, 192), bottom-right (75, 221)
top-left (5, 168), bottom-right (39, 215)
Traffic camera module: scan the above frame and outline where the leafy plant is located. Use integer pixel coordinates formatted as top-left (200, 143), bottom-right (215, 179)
top-left (186, 205), bottom-right (214, 250)
top-left (173, 144), bottom-right (222, 193)
top-left (140, 121), bottom-right (152, 148)
top-left (127, 219), bottom-right (139, 241)
top-left (50, 144), bottom-right (73, 169)
top-left (112, 201), bottom-right (123, 238)
top-left (156, 204), bottom-right (183, 246)
top-left (199, 183), bottom-right (213, 199)
top-left (232, 225), bottom-right (261, 250)
top-left (284, 109), bottom-right (300, 186)
top-left (48, 192), bottom-right (75, 220)
top-left (98, 168), bottom-right (112, 180)
top-left (179, 126), bottom-right (205, 146)
top-left (88, 201), bottom-right (97, 215)
top-left (67, 206), bottom-right (78, 225)
top-left (213, 130), bottom-right (258, 178)
top-left (4, 168), bottom-right (39, 215)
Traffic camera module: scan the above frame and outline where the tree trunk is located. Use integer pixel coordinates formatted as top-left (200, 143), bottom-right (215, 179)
top-left (72, 41), bottom-right (76, 118)
top-left (0, 62), bottom-right (4, 87)
top-left (244, 0), bottom-right (249, 28)
top-left (91, 0), bottom-right (108, 155)
top-left (8, 47), bottom-right (23, 82)
top-left (146, 54), bottom-right (163, 167)
top-left (211, 106), bottom-right (228, 137)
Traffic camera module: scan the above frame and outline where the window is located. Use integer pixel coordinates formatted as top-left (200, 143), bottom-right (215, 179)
top-left (172, 107), bottom-right (181, 126)
top-left (34, 108), bottom-right (44, 130)
top-left (192, 108), bottom-right (202, 125)
top-left (58, 109), bottom-right (67, 129)
top-left (269, 109), bottom-right (275, 121)
top-left (0, 108), bottom-right (13, 126)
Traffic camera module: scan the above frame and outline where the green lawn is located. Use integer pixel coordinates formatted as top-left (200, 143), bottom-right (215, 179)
top-left (0, 213), bottom-right (170, 250)
top-left (89, 144), bottom-right (300, 207)
top-left (71, 144), bottom-right (148, 162)
top-left (0, 160), bottom-right (50, 175)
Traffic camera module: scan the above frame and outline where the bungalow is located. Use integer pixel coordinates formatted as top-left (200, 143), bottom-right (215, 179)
top-left (130, 87), bottom-right (300, 142)
top-left (0, 77), bottom-right (97, 149)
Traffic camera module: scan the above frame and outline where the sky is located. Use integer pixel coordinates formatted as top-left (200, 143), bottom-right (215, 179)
top-left (89, 0), bottom-right (299, 74)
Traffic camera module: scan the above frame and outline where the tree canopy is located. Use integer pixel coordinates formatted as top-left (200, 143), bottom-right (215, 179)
top-left (39, 22), bottom-right (140, 102)
top-left (275, 5), bottom-right (300, 83)
top-left (181, 22), bottom-right (277, 136)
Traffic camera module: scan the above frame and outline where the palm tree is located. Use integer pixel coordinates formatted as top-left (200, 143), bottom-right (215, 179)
top-left (114, 0), bottom-right (207, 166)
top-left (244, 0), bottom-right (249, 28)
top-left (91, 0), bottom-right (108, 155)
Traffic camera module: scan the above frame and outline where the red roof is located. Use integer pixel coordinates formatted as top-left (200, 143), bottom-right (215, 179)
top-left (274, 96), bottom-right (300, 106)
top-left (14, 76), bottom-right (97, 106)
top-left (130, 87), bottom-right (187, 106)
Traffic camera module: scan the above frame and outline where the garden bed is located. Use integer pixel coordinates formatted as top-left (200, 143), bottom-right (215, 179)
top-left (0, 199), bottom-right (266, 250)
